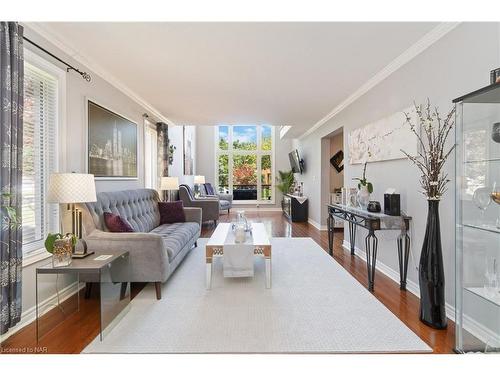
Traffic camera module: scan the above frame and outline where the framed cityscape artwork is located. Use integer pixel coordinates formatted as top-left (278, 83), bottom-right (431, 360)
top-left (87, 100), bottom-right (138, 179)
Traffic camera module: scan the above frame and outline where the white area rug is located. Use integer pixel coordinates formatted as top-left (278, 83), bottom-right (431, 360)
top-left (84, 238), bottom-right (431, 353)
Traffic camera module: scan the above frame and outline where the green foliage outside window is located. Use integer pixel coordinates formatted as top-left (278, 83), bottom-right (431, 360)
top-left (217, 125), bottom-right (273, 199)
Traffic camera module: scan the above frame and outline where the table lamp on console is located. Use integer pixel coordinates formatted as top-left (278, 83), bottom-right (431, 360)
top-left (160, 176), bottom-right (179, 202)
top-left (47, 173), bottom-right (97, 258)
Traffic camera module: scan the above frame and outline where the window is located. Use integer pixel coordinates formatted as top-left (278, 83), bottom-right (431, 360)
top-left (215, 125), bottom-right (274, 202)
top-left (144, 120), bottom-right (158, 189)
top-left (22, 55), bottom-right (61, 254)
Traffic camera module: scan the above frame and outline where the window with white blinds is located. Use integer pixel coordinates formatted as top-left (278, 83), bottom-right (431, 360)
top-left (144, 121), bottom-right (158, 189)
top-left (22, 61), bottom-right (59, 253)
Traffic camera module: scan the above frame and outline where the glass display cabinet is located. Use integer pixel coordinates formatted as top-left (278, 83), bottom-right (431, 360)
top-left (454, 84), bottom-right (500, 353)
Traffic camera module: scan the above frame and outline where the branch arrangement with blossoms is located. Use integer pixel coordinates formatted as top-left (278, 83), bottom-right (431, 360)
top-left (401, 100), bottom-right (456, 200)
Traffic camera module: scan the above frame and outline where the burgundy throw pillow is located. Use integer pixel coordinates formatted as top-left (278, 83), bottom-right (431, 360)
top-left (158, 201), bottom-right (186, 224)
top-left (103, 212), bottom-right (135, 232)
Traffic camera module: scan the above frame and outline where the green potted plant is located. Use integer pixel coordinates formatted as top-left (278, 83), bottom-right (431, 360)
top-left (353, 161), bottom-right (373, 210)
top-left (276, 170), bottom-right (295, 208)
top-left (45, 233), bottom-right (77, 267)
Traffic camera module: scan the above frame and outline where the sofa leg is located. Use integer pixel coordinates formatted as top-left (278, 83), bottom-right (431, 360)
top-left (195, 241), bottom-right (198, 247)
top-left (214, 220), bottom-right (218, 226)
top-left (228, 209), bottom-right (230, 214)
top-left (154, 282), bottom-right (162, 300)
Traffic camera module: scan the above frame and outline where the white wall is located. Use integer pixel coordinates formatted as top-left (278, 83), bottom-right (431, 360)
top-left (168, 125), bottom-right (184, 177)
top-left (295, 23), bottom-right (500, 319)
top-left (196, 126), bottom-right (292, 209)
top-left (196, 126), bottom-right (215, 183)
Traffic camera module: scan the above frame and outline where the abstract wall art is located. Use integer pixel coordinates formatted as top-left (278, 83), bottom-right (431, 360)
top-left (348, 107), bottom-right (417, 164)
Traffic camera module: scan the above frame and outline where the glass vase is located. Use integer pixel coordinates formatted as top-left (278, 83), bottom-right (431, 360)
top-left (52, 238), bottom-right (73, 267)
top-left (357, 186), bottom-right (370, 210)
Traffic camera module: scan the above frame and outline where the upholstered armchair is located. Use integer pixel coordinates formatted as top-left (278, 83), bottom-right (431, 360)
top-left (201, 182), bottom-right (233, 213)
top-left (179, 184), bottom-right (220, 224)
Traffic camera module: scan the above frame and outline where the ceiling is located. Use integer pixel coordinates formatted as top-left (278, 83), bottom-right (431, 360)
top-left (33, 22), bottom-right (438, 137)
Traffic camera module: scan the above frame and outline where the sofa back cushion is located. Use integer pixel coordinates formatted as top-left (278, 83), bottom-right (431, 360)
top-left (158, 201), bottom-right (186, 224)
top-left (85, 189), bottom-right (160, 233)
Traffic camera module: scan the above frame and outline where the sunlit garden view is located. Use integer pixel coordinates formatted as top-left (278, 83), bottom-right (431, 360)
top-left (217, 125), bottom-right (273, 201)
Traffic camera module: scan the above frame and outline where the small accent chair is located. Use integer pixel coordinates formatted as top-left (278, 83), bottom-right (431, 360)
top-left (201, 182), bottom-right (233, 214)
top-left (179, 184), bottom-right (220, 225)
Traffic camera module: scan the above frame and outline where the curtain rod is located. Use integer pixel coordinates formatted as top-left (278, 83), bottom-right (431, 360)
top-left (23, 36), bottom-right (92, 82)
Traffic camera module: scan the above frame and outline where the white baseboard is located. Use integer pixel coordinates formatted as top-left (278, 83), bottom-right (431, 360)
top-left (308, 218), bottom-right (328, 231)
top-left (342, 239), bottom-right (421, 298)
top-left (0, 281), bottom-right (83, 343)
top-left (342, 240), bottom-right (500, 348)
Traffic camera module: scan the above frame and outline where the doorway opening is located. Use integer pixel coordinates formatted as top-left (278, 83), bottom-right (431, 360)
top-left (321, 127), bottom-right (344, 228)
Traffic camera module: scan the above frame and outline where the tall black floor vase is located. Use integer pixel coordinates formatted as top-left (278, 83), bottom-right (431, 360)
top-left (419, 200), bottom-right (447, 329)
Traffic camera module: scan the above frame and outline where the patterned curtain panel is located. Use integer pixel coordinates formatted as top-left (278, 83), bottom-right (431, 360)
top-left (0, 22), bottom-right (24, 335)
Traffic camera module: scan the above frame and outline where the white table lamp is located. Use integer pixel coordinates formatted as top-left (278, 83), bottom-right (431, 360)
top-left (194, 175), bottom-right (205, 184)
top-left (47, 173), bottom-right (97, 258)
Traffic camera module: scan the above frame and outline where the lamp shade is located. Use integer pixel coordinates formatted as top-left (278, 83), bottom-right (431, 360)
top-left (194, 175), bottom-right (205, 184)
top-left (160, 176), bottom-right (179, 190)
top-left (47, 173), bottom-right (97, 203)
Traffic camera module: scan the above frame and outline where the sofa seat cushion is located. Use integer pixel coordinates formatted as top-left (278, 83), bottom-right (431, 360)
top-left (219, 200), bottom-right (231, 210)
top-left (150, 222), bottom-right (200, 260)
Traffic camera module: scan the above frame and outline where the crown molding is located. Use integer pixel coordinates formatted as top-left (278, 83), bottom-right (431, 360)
top-left (298, 22), bottom-right (461, 140)
top-left (22, 22), bottom-right (176, 127)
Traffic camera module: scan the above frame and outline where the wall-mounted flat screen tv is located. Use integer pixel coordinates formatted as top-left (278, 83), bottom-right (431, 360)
top-left (289, 149), bottom-right (303, 174)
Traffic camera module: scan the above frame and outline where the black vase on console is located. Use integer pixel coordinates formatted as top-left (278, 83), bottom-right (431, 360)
top-left (419, 200), bottom-right (447, 329)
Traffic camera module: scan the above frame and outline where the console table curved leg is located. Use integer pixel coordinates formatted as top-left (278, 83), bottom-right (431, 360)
top-left (397, 232), bottom-right (410, 290)
top-left (348, 220), bottom-right (357, 256)
top-left (327, 214), bottom-right (334, 256)
top-left (365, 231), bottom-right (378, 292)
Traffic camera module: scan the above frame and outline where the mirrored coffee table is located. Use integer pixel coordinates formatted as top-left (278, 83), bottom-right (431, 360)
top-left (206, 223), bottom-right (271, 289)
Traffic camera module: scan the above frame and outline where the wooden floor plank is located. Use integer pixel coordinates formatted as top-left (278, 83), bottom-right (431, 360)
top-left (1, 211), bottom-right (457, 354)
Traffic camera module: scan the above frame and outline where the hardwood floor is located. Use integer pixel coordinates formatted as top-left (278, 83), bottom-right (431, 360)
top-left (1, 211), bottom-right (457, 354)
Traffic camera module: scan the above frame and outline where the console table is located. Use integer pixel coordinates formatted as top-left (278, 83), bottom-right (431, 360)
top-left (327, 204), bottom-right (411, 292)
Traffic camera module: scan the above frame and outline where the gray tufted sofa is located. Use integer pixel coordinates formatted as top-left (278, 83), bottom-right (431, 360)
top-left (79, 189), bottom-right (201, 299)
